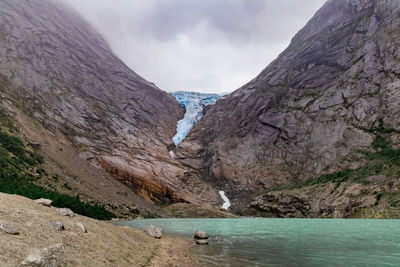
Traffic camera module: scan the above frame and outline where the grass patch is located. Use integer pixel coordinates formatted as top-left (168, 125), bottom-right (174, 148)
top-left (0, 176), bottom-right (115, 220)
top-left (260, 134), bottom-right (400, 195)
top-left (0, 111), bottom-right (115, 220)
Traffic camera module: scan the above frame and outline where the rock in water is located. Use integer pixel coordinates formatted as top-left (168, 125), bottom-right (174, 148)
top-left (144, 225), bottom-right (162, 239)
top-left (194, 231), bottom-right (208, 239)
top-left (49, 222), bottom-right (64, 231)
top-left (75, 222), bottom-right (87, 233)
top-left (0, 220), bottom-right (19, 235)
top-left (18, 243), bottom-right (65, 267)
top-left (34, 198), bottom-right (52, 207)
top-left (195, 239), bottom-right (209, 245)
top-left (194, 230), bottom-right (209, 245)
top-left (57, 208), bottom-right (74, 217)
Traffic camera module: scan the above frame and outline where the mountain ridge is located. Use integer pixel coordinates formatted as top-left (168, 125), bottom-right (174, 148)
top-left (0, 0), bottom-right (225, 217)
top-left (176, 0), bottom-right (400, 217)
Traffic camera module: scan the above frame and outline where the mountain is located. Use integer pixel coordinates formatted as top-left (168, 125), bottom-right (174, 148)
top-left (177, 0), bottom-right (400, 217)
top-left (4, 0), bottom-right (400, 219)
top-left (0, 0), bottom-right (225, 217)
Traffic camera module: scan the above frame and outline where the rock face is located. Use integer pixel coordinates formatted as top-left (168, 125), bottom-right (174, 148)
top-left (0, 220), bottom-right (19, 235)
top-left (18, 243), bottom-right (65, 267)
top-left (0, 0), bottom-right (221, 209)
top-left (250, 175), bottom-right (400, 218)
top-left (178, 0), bottom-right (400, 213)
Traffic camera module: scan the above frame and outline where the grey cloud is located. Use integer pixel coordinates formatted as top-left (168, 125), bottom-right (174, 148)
top-left (60, 0), bottom-right (326, 93)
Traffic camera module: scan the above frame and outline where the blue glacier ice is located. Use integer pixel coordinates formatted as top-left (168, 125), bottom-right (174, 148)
top-left (171, 91), bottom-right (221, 146)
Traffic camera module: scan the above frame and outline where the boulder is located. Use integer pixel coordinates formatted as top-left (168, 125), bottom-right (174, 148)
top-left (49, 222), bottom-right (64, 231)
top-left (34, 198), bottom-right (52, 207)
top-left (194, 230), bottom-right (208, 239)
top-left (75, 222), bottom-right (87, 233)
top-left (0, 220), bottom-right (19, 235)
top-left (144, 225), bottom-right (162, 239)
top-left (18, 243), bottom-right (65, 267)
top-left (195, 239), bottom-right (209, 245)
top-left (57, 208), bottom-right (74, 217)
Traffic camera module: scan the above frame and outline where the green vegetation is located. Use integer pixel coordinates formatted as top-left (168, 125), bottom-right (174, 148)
top-left (0, 108), bottom-right (17, 132)
top-left (262, 132), bottom-right (400, 195)
top-left (304, 135), bottom-right (400, 186)
top-left (0, 109), bottom-right (114, 220)
top-left (142, 211), bottom-right (159, 219)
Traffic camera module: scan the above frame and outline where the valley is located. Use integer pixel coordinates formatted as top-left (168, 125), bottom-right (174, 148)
top-left (2, 0), bottom-right (400, 266)
top-left (1, 0), bottom-right (400, 222)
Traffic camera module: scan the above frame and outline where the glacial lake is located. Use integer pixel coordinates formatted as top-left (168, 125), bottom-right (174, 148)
top-left (116, 218), bottom-right (400, 266)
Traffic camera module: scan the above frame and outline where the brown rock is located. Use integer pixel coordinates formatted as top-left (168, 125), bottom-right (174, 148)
top-left (49, 222), bottom-right (64, 231)
top-left (75, 222), bottom-right (87, 233)
top-left (34, 198), bottom-right (52, 207)
top-left (144, 225), bottom-right (162, 239)
top-left (57, 208), bottom-right (74, 217)
top-left (194, 231), bottom-right (208, 240)
top-left (0, 220), bottom-right (19, 235)
top-left (17, 243), bottom-right (65, 267)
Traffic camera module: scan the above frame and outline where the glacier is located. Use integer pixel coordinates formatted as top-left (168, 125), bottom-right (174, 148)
top-left (171, 91), bottom-right (221, 146)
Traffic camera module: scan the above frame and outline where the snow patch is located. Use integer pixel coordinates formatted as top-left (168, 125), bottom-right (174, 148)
top-left (169, 151), bottom-right (175, 159)
top-left (171, 91), bottom-right (220, 146)
top-left (219, 191), bottom-right (231, 210)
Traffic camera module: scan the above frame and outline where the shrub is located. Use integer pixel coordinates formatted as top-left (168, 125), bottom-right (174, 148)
top-left (0, 130), bottom-right (115, 220)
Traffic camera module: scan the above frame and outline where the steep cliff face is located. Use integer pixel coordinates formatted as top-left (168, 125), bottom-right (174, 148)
top-left (178, 0), bottom-right (400, 215)
top-left (0, 0), bottom-right (221, 213)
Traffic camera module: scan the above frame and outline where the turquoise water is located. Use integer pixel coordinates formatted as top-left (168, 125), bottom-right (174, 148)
top-left (117, 218), bottom-right (400, 266)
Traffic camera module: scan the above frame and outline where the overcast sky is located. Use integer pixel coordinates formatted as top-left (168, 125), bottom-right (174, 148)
top-left (62, 0), bottom-right (326, 93)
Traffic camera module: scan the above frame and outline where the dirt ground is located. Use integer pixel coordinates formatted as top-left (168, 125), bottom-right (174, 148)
top-left (0, 193), bottom-right (194, 266)
top-left (149, 236), bottom-right (195, 267)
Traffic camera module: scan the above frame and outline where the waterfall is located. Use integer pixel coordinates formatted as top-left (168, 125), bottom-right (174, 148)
top-left (219, 191), bottom-right (231, 210)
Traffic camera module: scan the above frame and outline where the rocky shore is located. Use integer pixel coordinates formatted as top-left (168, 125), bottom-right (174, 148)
top-left (0, 192), bottom-right (194, 266)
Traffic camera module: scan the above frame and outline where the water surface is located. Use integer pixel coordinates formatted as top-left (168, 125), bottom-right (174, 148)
top-left (117, 218), bottom-right (400, 266)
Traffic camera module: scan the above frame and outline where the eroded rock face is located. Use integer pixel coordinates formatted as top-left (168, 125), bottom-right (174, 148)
top-left (178, 0), bottom-right (400, 211)
top-left (250, 180), bottom-right (385, 218)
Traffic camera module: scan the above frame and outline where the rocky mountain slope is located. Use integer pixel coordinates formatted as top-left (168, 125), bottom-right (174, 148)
top-left (0, 0), bottom-right (223, 217)
top-left (177, 0), bottom-right (400, 217)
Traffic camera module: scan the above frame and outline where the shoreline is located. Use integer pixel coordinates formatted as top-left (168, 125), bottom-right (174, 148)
top-left (0, 192), bottom-right (194, 267)
top-left (148, 235), bottom-right (195, 267)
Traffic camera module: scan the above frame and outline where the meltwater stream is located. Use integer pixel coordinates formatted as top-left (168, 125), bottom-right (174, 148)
top-left (219, 191), bottom-right (231, 210)
top-left (117, 218), bottom-right (400, 267)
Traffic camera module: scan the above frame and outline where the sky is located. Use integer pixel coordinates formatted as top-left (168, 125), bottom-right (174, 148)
top-left (62, 0), bottom-right (326, 93)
